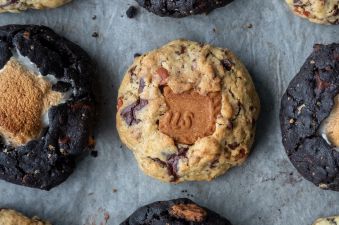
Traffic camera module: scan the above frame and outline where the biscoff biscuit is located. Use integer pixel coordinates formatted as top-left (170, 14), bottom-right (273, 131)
top-left (159, 86), bottom-right (221, 145)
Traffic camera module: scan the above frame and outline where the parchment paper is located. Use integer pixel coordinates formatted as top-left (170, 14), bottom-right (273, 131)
top-left (0, 0), bottom-right (338, 224)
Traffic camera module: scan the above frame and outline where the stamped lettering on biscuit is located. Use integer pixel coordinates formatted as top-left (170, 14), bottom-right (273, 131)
top-left (159, 86), bottom-right (221, 145)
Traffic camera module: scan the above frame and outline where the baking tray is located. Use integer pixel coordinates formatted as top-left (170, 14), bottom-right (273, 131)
top-left (0, 0), bottom-right (338, 224)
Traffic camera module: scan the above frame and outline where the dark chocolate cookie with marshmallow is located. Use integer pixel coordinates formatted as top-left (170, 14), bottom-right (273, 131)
top-left (135, 0), bottom-right (233, 18)
top-left (280, 43), bottom-right (339, 191)
top-left (120, 198), bottom-right (233, 225)
top-left (0, 24), bottom-right (95, 190)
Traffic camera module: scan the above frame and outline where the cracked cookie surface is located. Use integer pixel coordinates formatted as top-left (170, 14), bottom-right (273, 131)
top-left (0, 0), bottom-right (71, 13)
top-left (120, 198), bottom-right (233, 225)
top-left (135, 0), bottom-right (233, 18)
top-left (116, 39), bottom-right (260, 183)
top-left (280, 43), bottom-right (339, 191)
top-left (0, 25), bottom-right (95, 190)
top-left (285, 0), bottom-right (338, 24)
top-left (0, 209), bottom-right (51, 225)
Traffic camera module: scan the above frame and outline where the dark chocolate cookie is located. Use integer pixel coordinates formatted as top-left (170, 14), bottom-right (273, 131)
top-left (0, 25), bottom-right (95, 190)
top-left (135, 0), bottom-right (233, 18)
top-left (280, 43), bottom-right (339, 191)
top-left (120, 198), bottom-right (232, 225)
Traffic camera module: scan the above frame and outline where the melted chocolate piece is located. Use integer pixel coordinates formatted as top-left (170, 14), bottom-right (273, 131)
top-left (121, 98), bottom-right (148, 126)
top-left (166, 147), bottom-right (188, 181)
top-left (138, 78), bottom-right (145, 93)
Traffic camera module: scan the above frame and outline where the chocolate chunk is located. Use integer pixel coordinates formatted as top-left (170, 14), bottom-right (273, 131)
top-left (315, 71), bottom-right (331, 92)
top-left (228, 142), bottom-right (239, 150)
top-left (221, 59), bottom-right (233, 71)
top-left (166, 147), bottom-right (188, 181)
top-left (121, 98), bottom-right (148, 126)
top-left (138, 78), bottom-right (145, 93)
top-left (0, 0), bottom-right (17, 7)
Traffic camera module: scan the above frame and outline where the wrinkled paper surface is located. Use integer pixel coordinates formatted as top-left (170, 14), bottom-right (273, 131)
top-left (0, 0), bottom-right (338, 224)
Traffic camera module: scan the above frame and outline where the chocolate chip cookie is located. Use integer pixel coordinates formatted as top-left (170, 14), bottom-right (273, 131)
top-left (0, 0), bottom-right (71, 13)
top-left (120, 198), bottom-right (232, 225)
top-left (313, 216), bottom-right (339, 225)
top-left (0, 25), bottom-right (95, 190)
top-left (135, 0), bottom-right (233, 17)
top-left (285, 0), bottom-right (338, 24)
top-left (280, 43), bottom-right (339, 191)
top-left (0, 209), bottom-right (51, 225)
top-left (116, 39), bottom-right (260, 183)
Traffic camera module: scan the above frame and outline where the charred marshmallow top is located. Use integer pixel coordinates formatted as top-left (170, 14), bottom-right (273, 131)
top-left (321, 95), bottom-right (339, 148)
top-left (0, 53), bottom-right (71, 146)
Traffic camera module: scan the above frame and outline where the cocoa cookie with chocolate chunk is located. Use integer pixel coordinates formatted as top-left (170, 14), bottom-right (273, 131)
top-left (285, 0), bottom-right (338, 24)
top-left (0, 0), bottom-right (71, 13)
top-left (0, 209), bottom-right (51, 225)
top-left (280, 43), bottom-right (339, 191)
top-left (0, 25), bottom-right (95, 190)
top-left (135, 0), bottom-right (233, 18)
top-left (116, 39), bottom-right (260, 183)
top-left (120, 198), bottom-right (232, 225)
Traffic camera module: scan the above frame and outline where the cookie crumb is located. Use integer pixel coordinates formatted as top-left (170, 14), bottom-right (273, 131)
top-left (91, 151), bottom-right (98, 157)
top-left (104, 212), bottom-right (110, 222)
top-left (126, 6), bottom-right (138, 18)
top-left (243, 23), bottom-right (253, 29)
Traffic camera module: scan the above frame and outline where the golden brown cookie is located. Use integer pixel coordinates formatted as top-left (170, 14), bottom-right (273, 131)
top-left (0, 0), bottom-right (71, 13)
top-left (116, 39), bottom-right (260, 183)
top-left (285, 0), bottom-right (338, 24)
top-left (0, 209), bottom-right (51, 225)
top-left (313, 216), bottom-right (339, 225)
